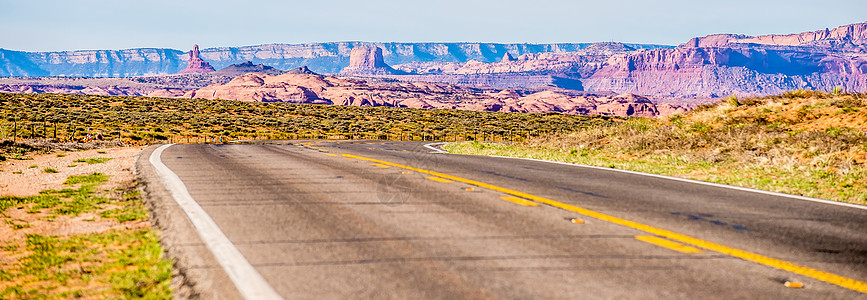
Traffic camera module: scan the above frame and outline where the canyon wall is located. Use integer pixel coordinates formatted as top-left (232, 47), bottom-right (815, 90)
top-left (389, 22), bottom-right (867, 98)
top-left (584, 45), bottom-right (867, 97)
top-left (0, 42), bottom-right (671, 77)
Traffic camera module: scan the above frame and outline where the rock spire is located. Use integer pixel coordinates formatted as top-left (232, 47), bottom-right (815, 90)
top-left (177, 44), bottom-right (216, 74)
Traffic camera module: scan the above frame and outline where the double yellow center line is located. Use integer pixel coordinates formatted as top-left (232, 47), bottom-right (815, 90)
top-left (341, 153), bottom-right (867, 293)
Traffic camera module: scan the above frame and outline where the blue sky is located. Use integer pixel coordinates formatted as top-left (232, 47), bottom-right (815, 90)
top-left (1, 0), bottom-right (865, 52)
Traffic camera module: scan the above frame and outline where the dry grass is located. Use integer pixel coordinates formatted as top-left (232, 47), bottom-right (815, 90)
top-left (446, 91), bottom-right (867, 204)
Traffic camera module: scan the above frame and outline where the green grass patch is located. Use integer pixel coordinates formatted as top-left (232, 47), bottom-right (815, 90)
top-left (0, 178), bottom-right (172, 298)
top-left (2, 243), bottom-right (19, 252)
top-left (100, 206), bottom-right (147, 223)
top-left (53, 192), bottom-right (108, 216)
top-left (43, 167), bottom-right (58, 173)
top-left (101, 191), bottom-right (148, 223)
top-left (5, 219), bottom-right (31, 230)
top-left (64, 173), bottom-right (109, 185)
top-left (1, 195), bottom-right (50, 214)
top-left (73, 157), bottom-right (112, 164)
top-left (2, 174), bottom-right (111, 217)
top-left (0, 230), bottom-right (171, 299)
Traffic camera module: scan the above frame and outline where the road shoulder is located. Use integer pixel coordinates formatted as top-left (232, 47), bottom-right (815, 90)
top-left (136, 144), bottom-right (243, 299)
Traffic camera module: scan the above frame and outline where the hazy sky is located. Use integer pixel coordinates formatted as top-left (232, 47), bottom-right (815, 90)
top-left (1, 0), bottom-right (865, 52)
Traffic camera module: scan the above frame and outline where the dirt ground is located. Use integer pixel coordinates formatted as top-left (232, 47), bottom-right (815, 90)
top-left (1, 147), bottom-right (141, 197)
top-left (0, 146), bottom-right (145, 240)
top-left (0, 146), bottom-right (173, 298)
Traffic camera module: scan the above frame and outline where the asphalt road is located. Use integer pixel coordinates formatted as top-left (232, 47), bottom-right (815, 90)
top-left (136, 140), bottom-right (867, 299)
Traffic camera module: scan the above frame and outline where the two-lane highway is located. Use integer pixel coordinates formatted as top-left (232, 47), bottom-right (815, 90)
top-left (137, 141), bottom-right (867, 299)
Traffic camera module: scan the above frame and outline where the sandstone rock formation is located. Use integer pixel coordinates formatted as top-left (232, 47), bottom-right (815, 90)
top-left (177, 45), bottom-right (216, 74)
top-left (0, 81), bottom-right (182, 97)
top-left (339, 46), bottom-right (405, 76)
top-left (213, 61), bottom-right (284, 76)
top-left (584, 34), bottom-right (867, 98)
top-left (188, 73), bottom-right (328, 103)
top-left (184, 72), bottom-right (683, 117)
top-left (684, 22), bottom-right (867, 48)
top-left (0, 48), bottom-right (189, 77)
top-left (3, 22), bottom-right (865, 102)
top-left (387, 22), bottom-right (867, 98)
top-left (1, 42), bottom-right (669, 77)
top-left (393, 42), bottom-right (631, 77)
top-left (286, 66), bottom-right (318, 75)
top-left (0, 76), bottom-right (195, 96)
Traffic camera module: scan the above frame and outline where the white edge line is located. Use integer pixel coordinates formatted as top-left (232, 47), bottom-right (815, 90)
top-left (149, 144), bottom-right (283, 300)
top-left (424, 142), bottom-right (448, 154)
top-left (486, 154), bottom-right (867, 211)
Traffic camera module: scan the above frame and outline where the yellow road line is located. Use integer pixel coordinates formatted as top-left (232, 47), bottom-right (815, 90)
top-left (325, 153), bottom-right (339, 157)
top-left (636, 235), bottom-right (703, 253)
top-left (372, 164), bottom-right (390, 168)
top-left (341, 153), bottom-right (867, 294)
top-left (500, 196), bottom-right (539, 206)
top-left (426, 176), bottom-right (453, 183)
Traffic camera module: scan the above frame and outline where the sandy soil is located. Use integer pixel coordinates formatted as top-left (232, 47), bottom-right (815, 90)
top-left (1, 147), bottom-right (141, 197)
top-left (0, 146), bottom-right (146, 241)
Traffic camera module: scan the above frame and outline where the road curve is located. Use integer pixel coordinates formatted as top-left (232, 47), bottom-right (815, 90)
top-left (136, 141), bottom-right (867, 299)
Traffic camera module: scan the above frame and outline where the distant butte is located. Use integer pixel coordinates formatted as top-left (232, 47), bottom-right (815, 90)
top-left (213, 61), bottom-right (285, 76)
top-left (177, 44), bottom-right (215, 74)
top-left (339, 46), bottom-right (405, 76)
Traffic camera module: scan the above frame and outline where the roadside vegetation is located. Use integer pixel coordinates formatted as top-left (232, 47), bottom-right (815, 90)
top-left (0, 171), bottom-right (172, 298)
top-left (446, 91), bottom-right (867, 204)
top-left (1, 92), bottom-right (612, 145)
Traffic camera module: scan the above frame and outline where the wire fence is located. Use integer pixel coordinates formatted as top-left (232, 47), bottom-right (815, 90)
top-left (0, 121), bottom-right (536, 145)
